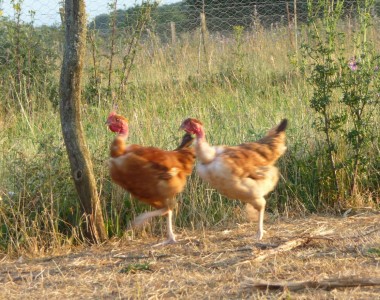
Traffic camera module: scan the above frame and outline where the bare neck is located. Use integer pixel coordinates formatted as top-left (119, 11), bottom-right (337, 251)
top-left (110, 133), bottom-right (128, 158)
top-left (195, 126), bottom-right (206, 141)
top-left (118, 132), bottom-right (128, 140)
top-left (193, 127), bottom-right (217, 164)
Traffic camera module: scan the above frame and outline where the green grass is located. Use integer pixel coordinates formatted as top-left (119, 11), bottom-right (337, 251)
top-left (0, 21), bottom-right (379, 255)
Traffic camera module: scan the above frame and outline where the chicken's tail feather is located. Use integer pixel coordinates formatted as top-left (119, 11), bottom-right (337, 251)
top-left (276, 119), bottom-right (288, 133)
top-left (267, 118), bottom-right (288, 137)
top-left (175, 133), bottom-right (194, 150)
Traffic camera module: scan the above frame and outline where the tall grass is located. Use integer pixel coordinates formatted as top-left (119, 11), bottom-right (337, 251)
top-left (0, 7), bottom-right (379, 255)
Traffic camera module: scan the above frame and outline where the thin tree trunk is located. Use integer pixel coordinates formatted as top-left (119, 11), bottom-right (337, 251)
top-left (59, 0), bottom-right (107, 243)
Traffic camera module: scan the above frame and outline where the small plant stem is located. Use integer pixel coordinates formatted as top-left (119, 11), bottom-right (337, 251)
top-left (107, 0), bottom-right (118, 101)
top-left (286, 2), bottom-right (294, 49)
top-left (322, 108), bottom-right (339, 198)
top-left (293, 0), bottom-right (298, 55)
top-left (88, 26), bottom-right (101, 107)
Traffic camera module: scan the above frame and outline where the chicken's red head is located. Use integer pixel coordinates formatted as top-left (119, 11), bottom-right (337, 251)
top-left (180, 118), bottom-right (203, 135)
top-left (106, 111), bottom-right (129, 135)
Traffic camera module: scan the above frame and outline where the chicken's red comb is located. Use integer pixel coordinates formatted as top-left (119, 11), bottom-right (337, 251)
top-left (108, 111), bottom-right (117, 117)
top-left (108, 111), bottom-right (128, 123)
top-left (184, 118), bottom-right (203, 126)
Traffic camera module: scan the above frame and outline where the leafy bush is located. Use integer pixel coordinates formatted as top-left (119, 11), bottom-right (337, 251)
top-left (0, 2), bottom-right (61, 111)
top-left (300, 0), bottom-right (380, 206)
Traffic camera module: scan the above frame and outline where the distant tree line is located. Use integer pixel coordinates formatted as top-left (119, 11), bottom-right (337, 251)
top-left (88, 3), bottom-right (190, 36)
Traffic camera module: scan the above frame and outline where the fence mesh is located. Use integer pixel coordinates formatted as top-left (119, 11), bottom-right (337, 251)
top-left (1, 1), bottom-right (373, 30)
top-left (0, 0), bottom-right (379, 104)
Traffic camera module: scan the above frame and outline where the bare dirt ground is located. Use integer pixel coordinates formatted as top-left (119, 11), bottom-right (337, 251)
top-left (1, 213), bottom-right (379, 299)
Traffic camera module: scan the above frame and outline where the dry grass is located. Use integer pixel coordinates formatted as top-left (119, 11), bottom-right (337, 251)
top-left (0, 213), bottom-right (379, 299)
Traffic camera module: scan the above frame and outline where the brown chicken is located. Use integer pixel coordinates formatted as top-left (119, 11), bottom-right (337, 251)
top-left (180, 118), bottom-right (288, 240)
top-left (106, 111), bottom-right (195, 245)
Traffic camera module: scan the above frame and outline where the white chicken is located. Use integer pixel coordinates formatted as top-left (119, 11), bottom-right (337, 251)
top-left (180, 118), bottom-right (288, 240)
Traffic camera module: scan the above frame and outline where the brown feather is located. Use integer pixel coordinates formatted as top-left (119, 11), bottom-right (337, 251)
top-left (109, 135), bottom-right (195, 209)
top-left (107, 113), bottom-right (196, 245)
top-left (216, 120), bottom-right (287, 181)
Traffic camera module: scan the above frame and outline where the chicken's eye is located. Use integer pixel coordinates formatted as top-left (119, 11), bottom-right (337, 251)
top-left (116, 118), bottom-right (120, 122)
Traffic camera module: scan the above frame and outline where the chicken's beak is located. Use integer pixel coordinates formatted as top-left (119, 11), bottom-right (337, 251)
top-left (178, 123), bottom-right (185, 131)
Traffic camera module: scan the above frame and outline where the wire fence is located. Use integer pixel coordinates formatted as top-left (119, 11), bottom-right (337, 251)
top-left (0, 0), bottom-right (379, 106)
top-left (1, 1), bottom-right (378, 54)
top-left (1, 1), bottom-right (373, 30)
top-left (1, 0), bottom-right (305, 28)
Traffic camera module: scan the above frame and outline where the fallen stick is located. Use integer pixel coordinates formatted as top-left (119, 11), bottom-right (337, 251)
top-left (241, 276), bottom-right (380, 292)
top-left (253, 237), bottom-right (310, 262)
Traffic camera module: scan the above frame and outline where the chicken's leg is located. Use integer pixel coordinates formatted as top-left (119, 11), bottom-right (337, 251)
top-left (132, 207), bottom-right (168, 228)
top-left (166, 209), bottom-right (176, 243)
top-left (251, 197), bottom-right (266, 240)
top-left (152, 209), bottom-right (176, 247)
top-left (132, 207), bottom-right (176, 247)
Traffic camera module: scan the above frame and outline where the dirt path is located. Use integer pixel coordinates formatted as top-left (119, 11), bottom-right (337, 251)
top-left (1, 214), bottom-right (379, 299)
